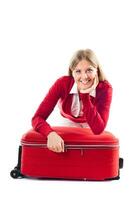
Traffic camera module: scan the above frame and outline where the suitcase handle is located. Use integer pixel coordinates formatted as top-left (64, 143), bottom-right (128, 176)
top-left (119, 158), bottom-right (124, 169)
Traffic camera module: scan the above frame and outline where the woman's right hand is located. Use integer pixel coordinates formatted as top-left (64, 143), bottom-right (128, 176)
top-left (47, 131), bottom-right (64, 153)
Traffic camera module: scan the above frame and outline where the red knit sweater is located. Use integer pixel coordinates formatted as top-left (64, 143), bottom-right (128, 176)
top-left (32, 76), bottom-right (112, 136)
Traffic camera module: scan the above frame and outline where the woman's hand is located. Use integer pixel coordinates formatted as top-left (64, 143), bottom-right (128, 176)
top-left (47, 131), bottom-right (64, 153)
top-left (80, 75), bottom-right (99, 94)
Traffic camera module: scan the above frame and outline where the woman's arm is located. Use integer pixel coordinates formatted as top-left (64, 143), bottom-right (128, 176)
top-left (80, 82), bottom-right (112, 134)
top-left (32, 77), bottom-right (63, 137)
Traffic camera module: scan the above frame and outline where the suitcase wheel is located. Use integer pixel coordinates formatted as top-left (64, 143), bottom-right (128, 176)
top-left (10, 167), bottom-right (23, 179)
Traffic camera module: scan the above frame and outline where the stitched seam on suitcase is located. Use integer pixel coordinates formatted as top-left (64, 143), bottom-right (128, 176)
top-left (21, 142), bottom-right (119, 149)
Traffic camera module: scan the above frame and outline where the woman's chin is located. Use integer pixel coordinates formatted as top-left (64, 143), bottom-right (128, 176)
top-left (80, 83), bottom-right (92, 89)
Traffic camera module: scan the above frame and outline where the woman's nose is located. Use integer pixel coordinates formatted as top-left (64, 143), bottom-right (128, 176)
top-left (81, 72), bottom-right (88, 79)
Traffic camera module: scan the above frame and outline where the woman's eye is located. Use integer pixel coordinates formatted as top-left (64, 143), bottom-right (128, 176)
top-left (87, 69), bottom-right (93, 73)
top-left (75, 70), bottom-right (81, 74)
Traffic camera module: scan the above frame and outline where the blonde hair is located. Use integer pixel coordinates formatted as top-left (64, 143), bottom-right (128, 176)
top-left (68, 49), bottom-right (106, 81)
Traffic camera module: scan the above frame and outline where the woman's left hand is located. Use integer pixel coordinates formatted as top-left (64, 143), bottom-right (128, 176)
top-left (80, 75), bottom-right (99, 94)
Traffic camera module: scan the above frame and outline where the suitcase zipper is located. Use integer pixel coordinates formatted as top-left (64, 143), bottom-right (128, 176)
top-left (21, 142), bottom-right (119, 149)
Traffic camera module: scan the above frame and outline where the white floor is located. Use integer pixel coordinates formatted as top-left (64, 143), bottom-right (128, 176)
top-left (3, 167), bottom-right (131, 200)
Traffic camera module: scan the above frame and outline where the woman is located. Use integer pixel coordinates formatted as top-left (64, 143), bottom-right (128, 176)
top-left (32, 49), bottom-right (112, 153)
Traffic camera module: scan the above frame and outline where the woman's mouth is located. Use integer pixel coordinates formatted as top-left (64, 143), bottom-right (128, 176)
top-left (80, 80), bottom-right (90, 85)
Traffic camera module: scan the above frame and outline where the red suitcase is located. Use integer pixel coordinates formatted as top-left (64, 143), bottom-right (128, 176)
top-left (10, 126), bottom-right (123, 181)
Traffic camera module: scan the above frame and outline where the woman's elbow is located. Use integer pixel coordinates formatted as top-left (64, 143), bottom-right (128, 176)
top-left (92, 128), bottom-right (104, 135)
top-left (91, 123), bottom-right (105, 135)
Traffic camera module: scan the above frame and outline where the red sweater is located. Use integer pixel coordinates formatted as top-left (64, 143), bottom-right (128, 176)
top-left (32, 76), bottom-right (112, 136)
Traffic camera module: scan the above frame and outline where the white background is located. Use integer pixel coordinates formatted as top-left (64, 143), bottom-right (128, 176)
top-left (0, 0), bottom-right (134, 199)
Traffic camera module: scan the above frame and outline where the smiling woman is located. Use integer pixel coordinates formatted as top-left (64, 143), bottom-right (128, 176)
top-left (68, 49), bottom-right (106, 81)
top-left (72, 60), bottom-right (98, 92)
top-left (68, 49), bottom-right (106, 94)
top-left (32, 49), bottom-right (112, 153)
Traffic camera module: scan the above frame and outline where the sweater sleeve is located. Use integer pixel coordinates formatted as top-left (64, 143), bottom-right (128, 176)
top-left (31, 77), bottom-right (63, 137)
top-left (80, 83), bottom-right (113, 134)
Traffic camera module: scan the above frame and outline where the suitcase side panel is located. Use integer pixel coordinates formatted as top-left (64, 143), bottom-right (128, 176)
top-left (21, 145), bottom-right (119, 180)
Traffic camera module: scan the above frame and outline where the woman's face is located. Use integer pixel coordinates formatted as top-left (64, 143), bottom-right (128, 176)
top-left (72, 59), bottom-right (97, 91)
